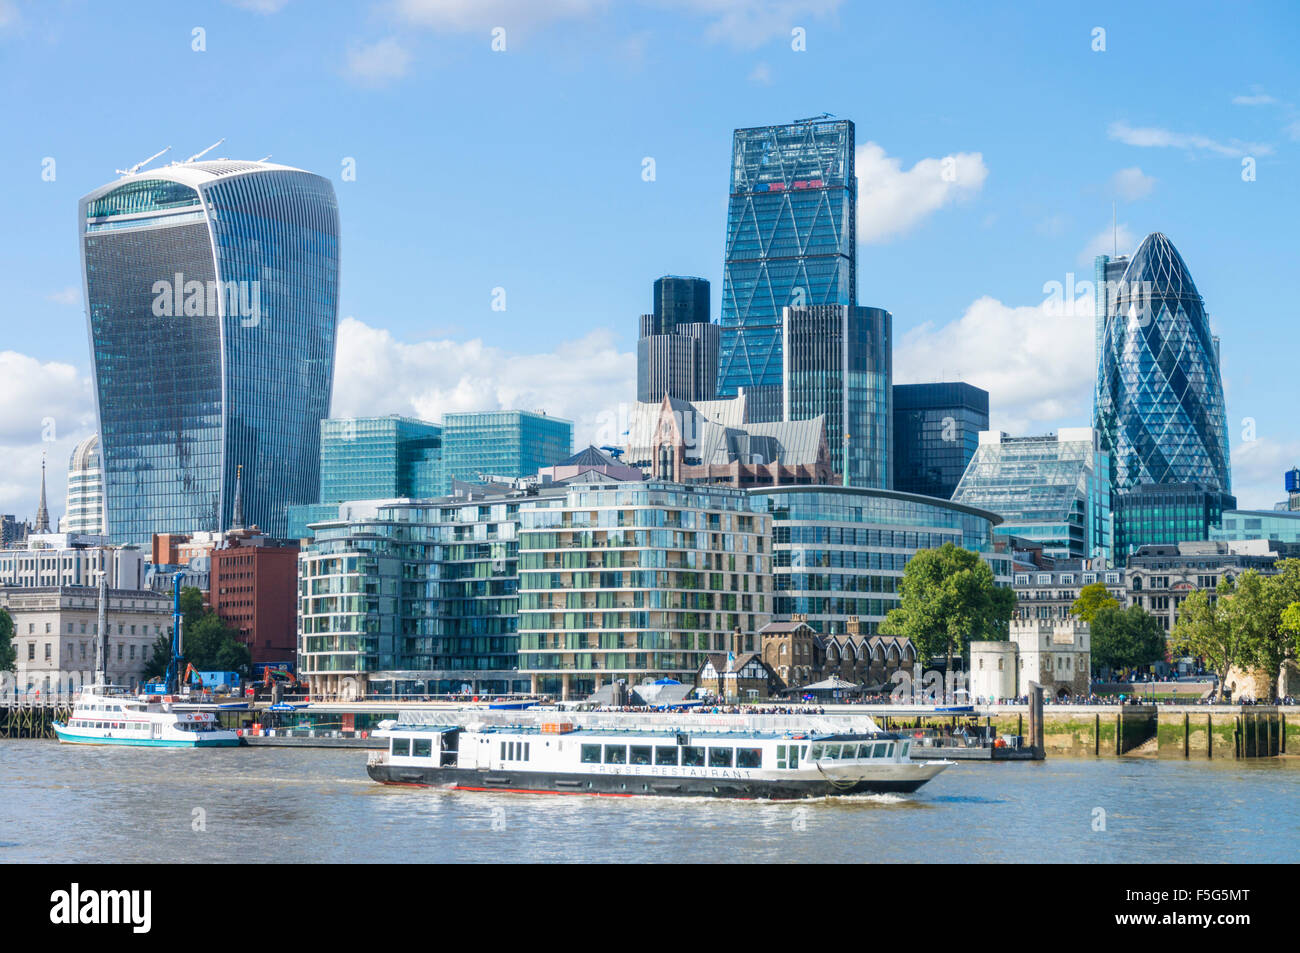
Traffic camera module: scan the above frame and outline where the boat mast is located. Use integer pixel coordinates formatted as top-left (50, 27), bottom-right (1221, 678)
top-left (96, 567), bottom-right (108, 686)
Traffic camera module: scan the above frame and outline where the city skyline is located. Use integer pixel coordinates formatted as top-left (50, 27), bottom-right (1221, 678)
top-left (2, 1), bottom-right (1298, 522)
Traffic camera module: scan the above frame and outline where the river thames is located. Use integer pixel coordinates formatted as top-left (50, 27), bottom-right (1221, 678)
top-left (2, 741), bottom-right (1297, 863)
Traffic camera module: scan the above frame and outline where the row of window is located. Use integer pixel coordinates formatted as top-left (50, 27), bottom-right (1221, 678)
top-left (579, 743), bottom-right (763, 769)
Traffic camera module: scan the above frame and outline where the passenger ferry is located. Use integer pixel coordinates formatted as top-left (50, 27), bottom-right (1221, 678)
top-left (52, 682), bottom-right (241, 747)
top-left (368, 720), bottom-right (950, 799)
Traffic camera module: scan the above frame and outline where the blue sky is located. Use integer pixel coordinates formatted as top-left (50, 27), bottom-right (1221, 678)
top-left (1, 0), bottom-right (1297, 520)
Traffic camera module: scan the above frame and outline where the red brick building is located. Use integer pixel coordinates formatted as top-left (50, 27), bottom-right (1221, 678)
top-left (208, 529), bottom-right (299, 667)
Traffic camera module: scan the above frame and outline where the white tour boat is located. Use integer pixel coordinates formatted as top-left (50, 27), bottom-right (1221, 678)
top-left (52, 682), bottom-right (240, 748)
top-left (368, 717), bottom-right (951, 799)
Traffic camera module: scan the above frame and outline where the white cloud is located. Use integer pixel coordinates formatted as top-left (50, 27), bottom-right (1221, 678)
top-left (653, 0), bottom-right (843, 49)
top-left (1231, 438), bottom-right (1300, 511)
top-left (894, 294), bottom-right (1095, 437)
top-left (227, 0), bottom-right (290, 12)
top-left (0, 0), bottom-right (18, 29)
top-left (1078, 222), bottom-right (1138, 267)
top-left (47, 287), bottom-right (81, 306)
top-left (748, 61), bottom-right (773, 84)
top-left (0, 351), bottom-right (97, 520)
top-left (1107, 120), bottom-right (1273, 158)
top-left (331, 317), bottom-right (637, 449)
top-left (1110, 166), bottom-right (1155, 201)
top-left (1232, 89), bottom-right (1275, 106)
top-left (394, 0), bottom-right (605, 31)
top-left (345, 37), bottom-right (413, 87)
top-left (855, 143), bottom-right (988, 244)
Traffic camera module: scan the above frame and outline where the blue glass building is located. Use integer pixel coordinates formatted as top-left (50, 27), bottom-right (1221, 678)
top-left (892, 382), bottom-right (989, 500)
top-left (782, 305), bottom-right (891, 488)
top-left (439, 411), bottom-right (573, 494)
top-left (719, 119), bottom-right (856, 422)
top-left (80, 160), bottom-right (339, 544)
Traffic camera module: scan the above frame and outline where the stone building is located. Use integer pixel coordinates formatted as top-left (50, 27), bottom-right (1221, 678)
top-left (695, 652), bottom-right (780, 701)
top-left (758, 618), bottom-right (916, 693)
top-left (970, 620), bottom-right (1090, 702)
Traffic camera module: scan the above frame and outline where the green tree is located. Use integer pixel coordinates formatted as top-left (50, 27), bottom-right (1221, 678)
top-left (1171, 580), bottom-right (1241, 700)
top-left (0, 607), bottom-right (16, 674)
top-left (1071, 581), bottom-right (1120, 623)
top-left (1282, 601), bottom-right (1300, 639)
top-left (1090, 604), bottom-right (1166, 674)
top-left (879, 542), bottom-right (1016, 672)
top-left (141, 632), bottom-right (171, 681)
top-left (183, 612), bottom-right (251, 676)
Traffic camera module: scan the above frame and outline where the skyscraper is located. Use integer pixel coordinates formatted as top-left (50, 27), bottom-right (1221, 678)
top-left (892, 382), bottom-right (990, 499)
top-left (1095, 233), bottom-right (1232, 559)
top-left (719, 118), bottom-right (856, 422)
top-left (636, 276), bottom-right (719, 402)
top-left (60, 434), bottom-right (106, 536)
top-left (782, 304), bottom-right (890, 488)
top-left (80, 158), bottom-right (340, 544)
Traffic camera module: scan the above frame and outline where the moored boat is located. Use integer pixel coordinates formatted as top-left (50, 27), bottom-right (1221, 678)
top-left (52, 682), bottom-right (241, 748)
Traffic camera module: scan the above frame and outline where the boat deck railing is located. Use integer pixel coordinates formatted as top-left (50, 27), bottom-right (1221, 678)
top-left (394, 708), bottom-right (884, 736)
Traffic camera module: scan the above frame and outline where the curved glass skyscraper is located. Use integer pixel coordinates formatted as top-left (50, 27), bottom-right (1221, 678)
top-left (80, 159), bottom-right (340, 544)
top-left (1096, 232), bottom-right (1230, 494)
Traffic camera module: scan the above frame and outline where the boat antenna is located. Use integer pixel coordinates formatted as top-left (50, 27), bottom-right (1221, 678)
top-left (116, 146), bottom-right (171, 177)
top-left (183, 138), bottom-right (226, 164)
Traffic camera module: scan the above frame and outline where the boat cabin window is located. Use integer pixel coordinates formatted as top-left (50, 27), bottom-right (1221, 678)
top-left (736, 748), bottom-right (762, 768)
top-left (872, 742), bottom-right (888, 759)
top-left (604, 744), bottom-right (627, 764)
top-left (581, 744), bottom-right (602, 764)
top-left (708, 748), bottom-right (733, 768)
top-left (681, 746), bottom-right (705, 767)
top-left (413, 738), bottom-right (432, 758)
top-left (777, 744), bottom-right (802, 770)
top-left (391, 738), bottom-right (411, 757)
top-left (629, 746), bottom-right (652, 766)
top-left (654, 746), bottom-right (678, 766)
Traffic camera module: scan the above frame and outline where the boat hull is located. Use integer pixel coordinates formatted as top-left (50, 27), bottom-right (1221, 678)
top-left (367, 762), bottom-right (943, 799)
top-left (52, 725), bottom-right (240, 748)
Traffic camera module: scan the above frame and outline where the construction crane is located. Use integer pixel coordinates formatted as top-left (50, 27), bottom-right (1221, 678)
top-left (182, 138), bottom-right (225, 164)
top-left (163, 573), bottom-right (186, 695)
top-left (115, 146), bottom-right (171, 177)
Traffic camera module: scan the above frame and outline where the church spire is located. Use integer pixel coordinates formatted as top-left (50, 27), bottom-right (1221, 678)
top-left (231, 464), bottom-right (245, 532)
top-left (35, 454), bottom-right (50, 533)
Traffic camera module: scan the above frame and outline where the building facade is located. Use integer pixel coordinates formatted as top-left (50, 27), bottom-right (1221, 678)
top-left (719, 118), bottom-right (856, 422)
top-left (971, 619), bottom-right (1090, 701)
top-left (59, 434), bottom-right (105, 536)
top-left (298, 490), bottom-right (548, 697)
top-left (750, 485), bottom-right (1012, 637)
top-left (783, 304), bottom-right (891, 488)
top-left (208, 530), bottom-right (299, 668)
top-left (439, 411), bottom-right (573, 494)
top-left (80, 159), bottom-right (340, 544)
top-left (892, 382), bottom-right (989, 499)
top-left (953, 428), bottom-right (1112, 563)
top-left (1113, 481), bottom-right (1236, 562)
top-left (287, 415), bottom-right (443, 538)
top-left (1, 585), bottom-right (173, 695)
top-left (1211, 509), bottom-right (1300, 556)
top-left (637, 276), bottom-right (719, 403)
top-left (516, 481), bottom-right (771, 697)
top-left (0, 541), bottom-right (146, 591)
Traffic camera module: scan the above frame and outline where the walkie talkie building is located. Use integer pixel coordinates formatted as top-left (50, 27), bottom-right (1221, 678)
top-left (80, 159), bottom-right (340, 544)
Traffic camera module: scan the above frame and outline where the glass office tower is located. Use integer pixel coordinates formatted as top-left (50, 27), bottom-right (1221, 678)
top-left (719, 118), bottom-right (856, 422)
top-left (782, 304), bottom-right (891, 488)
top-left (892, 383), bottom-right (989, 500)
top-left (439, 411), bottom-right (573, 493)
top-left (637, 276), bottom-right (719, 403)
top-left (80, 160), bottom-right (340, 544)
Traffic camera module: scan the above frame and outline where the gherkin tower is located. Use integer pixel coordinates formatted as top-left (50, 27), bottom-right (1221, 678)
top-left (1095, 232), bottom-right (1231, 494)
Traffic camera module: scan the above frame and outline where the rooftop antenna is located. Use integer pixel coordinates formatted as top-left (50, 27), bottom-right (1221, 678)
top-left (183, 138), bottom-right (226, 164)
top-left (116, 146), bottom-right (171, 177)
top-left (256, 154), bottom-right (272, 162)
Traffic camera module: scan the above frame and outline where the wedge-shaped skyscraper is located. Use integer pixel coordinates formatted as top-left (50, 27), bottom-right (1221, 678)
top-left (80, 159), bottom-right (340, 544)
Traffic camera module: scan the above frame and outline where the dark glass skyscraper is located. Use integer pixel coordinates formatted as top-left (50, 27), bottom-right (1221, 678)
top-left (80, 160), bottom-right (340, 544)
top-left (783, 305), bottom-right (890, 488)
top-left (892, 382), bottom-right (989, 499)
top-left (719, 118), bottom-right (856, 422)
top-left (636, 276), bottom-right (719, 402)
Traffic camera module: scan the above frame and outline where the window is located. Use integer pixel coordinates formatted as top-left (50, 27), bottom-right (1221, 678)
top-left (736, 748), bottom-right (762, 768)
top-left (708, 748), bottom-right (734, 767)
top-left (872, 743), bottom-right (888, 758)
top-left (413, 738), bottom-right (432, 758)
top-left (390, 738), bottom-right (410, 757)
top-left (629, 746), bottom-right (652, 766)
top-left (654, 746), bottom-right (679, 766)
top-left (603, 745), bottom-right (627, 764)
top-left (581, 744), bottom-right (602, 764)
top-left (681, 746), bottom-right (705, 767)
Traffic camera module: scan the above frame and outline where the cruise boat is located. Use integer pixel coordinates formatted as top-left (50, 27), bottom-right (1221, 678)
top-left (52, 682), bottom-right (241, 748)
top-left (367, 720), bottom-right (951, 799)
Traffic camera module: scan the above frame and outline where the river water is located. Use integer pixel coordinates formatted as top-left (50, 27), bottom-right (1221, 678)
top-left (2, 741), bottom-right (1296, 863)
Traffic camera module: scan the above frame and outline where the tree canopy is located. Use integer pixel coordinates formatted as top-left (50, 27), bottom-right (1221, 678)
top-left (1070, 581), bottom-right (1120, 623)
top-left (0, 608), bottom-right (15, 675)
top-left (879, 542), bottom-right (1016, 669)
top-left (1090, 604), bottom-right (1165, 673)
